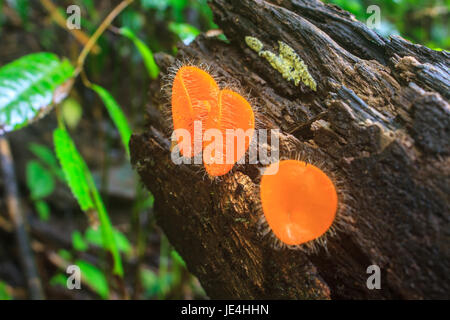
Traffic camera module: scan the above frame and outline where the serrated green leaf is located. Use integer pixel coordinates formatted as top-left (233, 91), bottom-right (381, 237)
top-left (53, 127), bottom-right (123, 277)
top-left (91, 84), bottom-right (132, 156)
top-left (0, 52), bottom-right (74, 133)
top-left (53, 128), bottom-right (94, 211)
top-left (76, 260), bottom-right (109, 299)
top-left (26, 160), bottom-right (55, 200)
top-left (120, 27), bottom-right (160, 79)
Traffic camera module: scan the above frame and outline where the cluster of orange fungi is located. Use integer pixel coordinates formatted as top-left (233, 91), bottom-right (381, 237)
top-left (171, 66), bottom-right (337, 247)
top-left (171, 66), bottom-right (255, 177)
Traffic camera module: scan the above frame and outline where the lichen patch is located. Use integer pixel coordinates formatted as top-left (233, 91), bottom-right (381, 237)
top-left (245, 36), bottom-right (317, 91)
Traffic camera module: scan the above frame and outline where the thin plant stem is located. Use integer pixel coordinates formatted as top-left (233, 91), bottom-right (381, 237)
top-left (75, 0), bottom-right (134, 76)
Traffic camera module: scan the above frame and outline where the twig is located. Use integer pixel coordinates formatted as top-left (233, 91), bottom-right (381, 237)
top-left (0, 137), bottom-right (45, 300)
top-left (75, 0), bottom-right (134, 76)
top-left (40, 0), bottom-right (101, 54)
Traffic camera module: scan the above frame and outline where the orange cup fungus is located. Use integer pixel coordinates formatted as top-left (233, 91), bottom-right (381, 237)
top-left (171, 65), bottom-right (255, 176)
top-left (171, 66), bottom-right (219, 158)
top-left (203, 89), bottom-right (255, 177)
top-left (260, 160), bottom-right (338, 246)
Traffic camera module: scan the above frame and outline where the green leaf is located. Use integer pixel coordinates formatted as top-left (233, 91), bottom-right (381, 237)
top-left (72, 230), bottom-right (88, 252)
top-left (0, 52), bottom-right (74, 133)
top-left (113, 229), bottom-right (132, 254)
top-left (29, 143), bottom-right (58, 168)
top-left (53, 128), bottom-right (95, 211)
top-left (49, 273), bottom-right (68, 288)
top-left (90, 84), bottom-right (132, 156)
top-left (171, 250), bottom-right (186, 268)
top-left (89, 181), bottom-right (124, 277)
top-left (85, 227), bottom-right (131, 254)
top-left (26, 160), bottom-right (55, 200)
top-left (76, 260), bottom-right (109, 299)
top-left (83, 227), bottom-right (102, 247)
top-left (53, 127), bottom-right (123, 277)
top-left (0, 281), bottom-right (12, 300)
top-left (119, 27), bottom-right (160, 79)
top-left (168, 22), bottom-right (200, 45)
top-left (28, 143), bottom-right (65, 181)
top-left (34, 200), bottom-right (50, 221)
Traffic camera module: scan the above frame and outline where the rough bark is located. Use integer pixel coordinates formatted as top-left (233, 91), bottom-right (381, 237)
top-left (130, 0), bottom-right (450, 299)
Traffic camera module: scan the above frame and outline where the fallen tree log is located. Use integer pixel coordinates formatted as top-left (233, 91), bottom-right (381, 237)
top-left (130, 0), bottom-right (449, 299)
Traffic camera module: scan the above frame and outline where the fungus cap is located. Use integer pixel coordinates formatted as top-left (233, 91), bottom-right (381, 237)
top-left (171, 66), bottom-right (219, 157)
top-left (260, 160), bottom-right (338, 246)
top-left (203, 89), bottom-right (255, 177)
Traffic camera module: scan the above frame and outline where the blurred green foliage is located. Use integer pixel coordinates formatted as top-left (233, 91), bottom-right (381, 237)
top-left (76, 259), bottom-right (110, 299)
top-left (29, 143), bottom-right (65, 181)
top-left (26, 143), bottom-right (65, 221)
top-left (82, 226), bottom-right (132, 254)
top-left (54, 127), bottom-right (124, 277)
top-left (120, 27), bottom-right (160, 78)
top-left (0, 281), bottom-right (12, 300)
top-left (26, 160), bottom-right (55, 200)
top-left (90, 84), bottom-right (133, 157)
top-left (325, 0), bottom-right (449, 50)
top-left (169, 21), bottom-right (201, 44)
